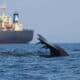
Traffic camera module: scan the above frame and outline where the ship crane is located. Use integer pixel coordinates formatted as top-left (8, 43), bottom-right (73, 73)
top-left (0, 4), bottom-right (7, 15)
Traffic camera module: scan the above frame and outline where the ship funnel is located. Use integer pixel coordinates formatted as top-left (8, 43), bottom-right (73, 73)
top-left (13, 13), bottom-right (19, 23)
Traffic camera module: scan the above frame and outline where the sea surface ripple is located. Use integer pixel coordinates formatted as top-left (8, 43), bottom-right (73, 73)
top-left (0, 43), bottom-right (80, 80)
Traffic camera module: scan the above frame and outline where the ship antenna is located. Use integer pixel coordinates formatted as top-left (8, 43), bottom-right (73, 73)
top-left (0, 0), bottom-right (7, 15)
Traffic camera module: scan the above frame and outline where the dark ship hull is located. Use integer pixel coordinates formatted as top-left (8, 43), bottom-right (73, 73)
top-left (0, 30), bottom-right (33, 43)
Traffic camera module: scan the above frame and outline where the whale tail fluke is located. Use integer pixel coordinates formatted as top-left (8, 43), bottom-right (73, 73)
top-left (37, 34), bottom-right (69, 57)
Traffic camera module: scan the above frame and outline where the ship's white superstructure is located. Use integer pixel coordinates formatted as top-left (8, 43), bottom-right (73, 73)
top-left (0, 4), bottom-right (23, 31)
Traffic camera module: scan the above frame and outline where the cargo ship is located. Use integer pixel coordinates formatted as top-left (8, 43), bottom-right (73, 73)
top-left (0, 4), bottom-right (33, 43)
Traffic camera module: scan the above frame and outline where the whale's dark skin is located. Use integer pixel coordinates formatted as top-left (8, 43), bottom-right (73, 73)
top-left (37, 34), bottom-right (69, 57)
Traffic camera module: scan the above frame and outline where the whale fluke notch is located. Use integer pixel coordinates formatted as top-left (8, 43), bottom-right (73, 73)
top-left (37, 34), bottom-right (69, 57)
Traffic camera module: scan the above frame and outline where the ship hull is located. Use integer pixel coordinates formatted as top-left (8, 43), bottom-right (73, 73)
top-left (0, 30), bottom-right (33, 43)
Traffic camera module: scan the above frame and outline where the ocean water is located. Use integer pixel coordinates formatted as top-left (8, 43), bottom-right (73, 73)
top-left (0, 43), bottom-right (80, 80)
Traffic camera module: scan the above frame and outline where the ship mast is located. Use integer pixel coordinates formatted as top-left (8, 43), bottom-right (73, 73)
top-left (0, 0), bottom-right (7, 15)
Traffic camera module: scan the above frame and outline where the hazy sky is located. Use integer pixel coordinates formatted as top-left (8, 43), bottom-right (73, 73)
top-left (0, 0), bottom-right (80, 43)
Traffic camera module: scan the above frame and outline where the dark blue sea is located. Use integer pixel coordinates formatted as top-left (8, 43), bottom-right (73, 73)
top-left (0, 43), bottom-right (80, 80)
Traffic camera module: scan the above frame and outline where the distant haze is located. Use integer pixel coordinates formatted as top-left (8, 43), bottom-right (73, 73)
top-left (0, 0), bottom-right (80, 43)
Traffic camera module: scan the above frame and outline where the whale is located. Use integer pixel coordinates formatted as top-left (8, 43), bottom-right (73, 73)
top-left (37, 34), bottom-right (69, 57)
